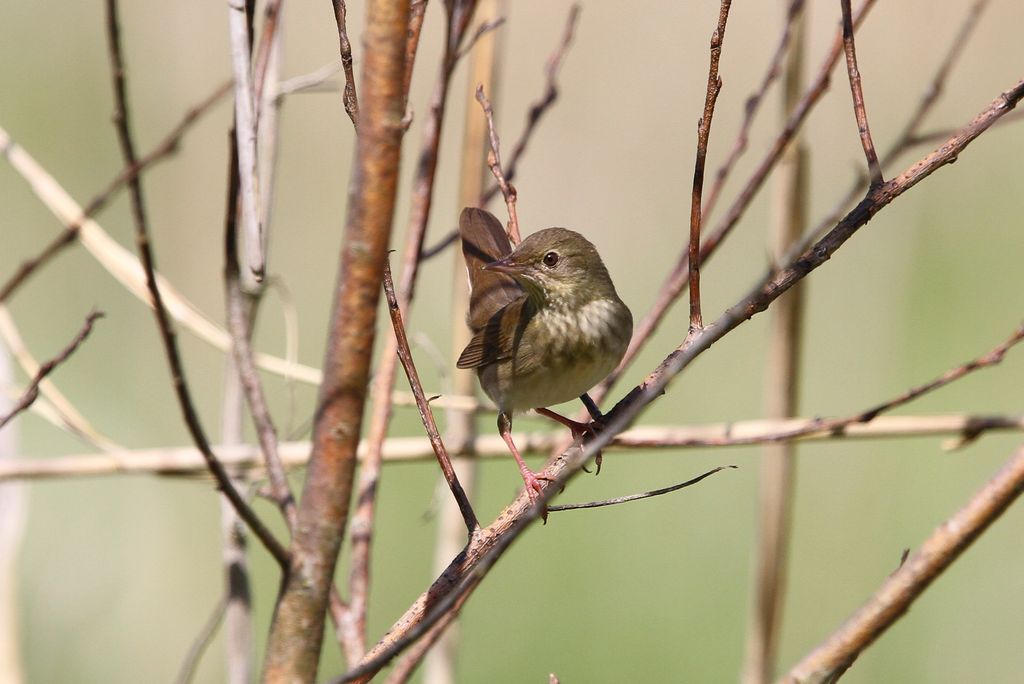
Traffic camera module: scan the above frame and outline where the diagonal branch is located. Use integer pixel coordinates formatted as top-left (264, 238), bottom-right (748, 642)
top-left (104, 0), bottom-right (288, 567)
top-left (0, 81), bottom-right (231, 305)
top-left (0, 312), bottom-right (103, 431)
top-left (340, 73), bottom-right (1024, 684)
top-left (781, 443), bottom-right (1024, 683)
top-left (594, 0), bottom-right (878, 401)
top-left (382, 258), bottom-right (478, 530)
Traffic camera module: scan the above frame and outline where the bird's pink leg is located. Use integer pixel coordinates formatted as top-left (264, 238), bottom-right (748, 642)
top-left (498, 412), bottom-right (548, 501)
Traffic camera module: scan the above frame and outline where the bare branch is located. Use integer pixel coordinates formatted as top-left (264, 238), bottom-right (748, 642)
top-left (0, 312), bottom-right (103, 431)
top-left (475, 85), bottom-right (520, 244)
top-left (226, 0), bottom-right (265, 280)
top-left (104, 0), bottom-right (288, 567)
top-left (421, 3), bottom-right (582, 260)
top-left (595, 0), bottom-right (878, 400)
top-left (262, 0), bottom-right (410, 677)
top-left (703, 0), bottom-right (805, 221)
top-left (782, 444), bottom-right (1024, 683)
top-left (382, 257), bottom-right (477, 531)
top-left (173, 595), bottom-right (227, 684)
top-left (547, 465), bottom-right (736, 512)
top-left (0, 81), bottom-right (231, 304)
top-left (688, 0), bottom-right (733, 332)
top-left (7, 412), bottom-right (1023, 482)
top-left (840, 0), bottom-right (883, 186)
top-left (331, 0), bottom-right (360, 127)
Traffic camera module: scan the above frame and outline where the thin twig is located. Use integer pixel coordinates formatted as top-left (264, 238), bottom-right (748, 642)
top-left (547, 465), bottom-right (736, 512)
top-left (332, 0), bottom-right (360, 127)
top-left (421, 3), bottom-right (581, 260)
top-left (703, 0), bottom-right (805, 221)
top-left (252, 0), bottom-right (285, 114)
top-left (0, 312), bottom-right (103, 431)
top-left (402, 0), bottom-right (429, 105)
top-left (802, 0), bottom-right (993, 252)
top-left (475, 85), bottom-right (520, 244)
top-left (840, 0), bottom-right (882, 186)
top-left (173, 595), bottom-right (228, 684)
top-left (688, 0), bottom-right (732, 332)
top-left (714, 323), bottom-right (1024, 449)
top-left (0, 304), bottom-right (118, 451)
top-left (104, 0), bottom-right (288, 568)
top-left (781, 444), bottom-right (1024, 683)
top-left (0, 81), bottom-right (231, 305)
top-left (453, 17), bottom-right (506, 63)
top-left (422, 6), bottom-right (506, 678)
top-left (383, 257), bottom-right (477, 531)
top-left (593, 0), bottom-right (878, 401)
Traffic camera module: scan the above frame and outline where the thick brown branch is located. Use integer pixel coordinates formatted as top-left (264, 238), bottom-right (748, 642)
top-left (346, 0), bottom-right (478, 660)
top-left (261, 0), bottom-right (410, 678)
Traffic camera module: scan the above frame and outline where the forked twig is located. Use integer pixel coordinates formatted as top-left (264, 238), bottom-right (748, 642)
top-left (476, 85), bottom-right (520, 245)
top-left (0, 311), bottom-right (103, 431)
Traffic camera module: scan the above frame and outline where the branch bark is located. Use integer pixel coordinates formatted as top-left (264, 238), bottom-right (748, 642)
top-left (261, 0), bottom-right (410, 678)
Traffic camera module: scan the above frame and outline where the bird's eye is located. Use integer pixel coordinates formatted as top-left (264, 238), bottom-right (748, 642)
top-left (542, 251), bottom-right (559, 267)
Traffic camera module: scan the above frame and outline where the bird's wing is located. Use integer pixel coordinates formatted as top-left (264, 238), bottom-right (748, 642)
top-left (456, 296), bottom-right (537, 370)
top-left (459, 207), bottom-right (522, 330)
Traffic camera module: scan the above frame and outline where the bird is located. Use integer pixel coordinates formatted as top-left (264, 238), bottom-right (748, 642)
top-left (456, 207), bottom-right (633, 501)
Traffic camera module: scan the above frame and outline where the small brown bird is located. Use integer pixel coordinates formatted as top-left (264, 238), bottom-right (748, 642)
top-left (457, 207), bottom-right (633, 500)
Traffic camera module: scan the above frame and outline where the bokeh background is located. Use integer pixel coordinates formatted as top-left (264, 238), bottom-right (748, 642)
top-left (2, 1), bottom-right (1023, 682)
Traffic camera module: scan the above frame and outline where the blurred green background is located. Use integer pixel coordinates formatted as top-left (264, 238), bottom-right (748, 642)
top-left (2, 1), bottom-right (1023, 682)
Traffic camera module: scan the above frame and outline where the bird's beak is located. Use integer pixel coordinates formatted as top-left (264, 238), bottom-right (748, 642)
top-left (482, 255), bottom-right (525, 276)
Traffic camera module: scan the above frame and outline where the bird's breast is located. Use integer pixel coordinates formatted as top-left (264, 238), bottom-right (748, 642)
top-left (481, 297), bottom-right (632, 412)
